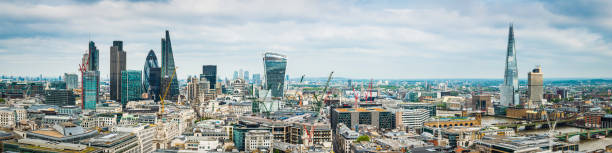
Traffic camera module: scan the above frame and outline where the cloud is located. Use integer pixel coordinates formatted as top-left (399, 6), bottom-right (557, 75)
top-left (0, 0), bottom-right (610, 79)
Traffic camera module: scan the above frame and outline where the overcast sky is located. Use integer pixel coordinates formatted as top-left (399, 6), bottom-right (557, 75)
top-left (1, 0), bottom-right (611, 79)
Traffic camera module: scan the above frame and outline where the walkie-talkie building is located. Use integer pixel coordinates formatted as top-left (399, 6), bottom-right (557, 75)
top-left (501, 24), bottom-right (519, 106)
top-left (263, 52), bottom-right (287, 98)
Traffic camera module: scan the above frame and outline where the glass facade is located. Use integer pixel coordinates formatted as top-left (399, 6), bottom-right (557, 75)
top-left (110, 40), bottom-right (126, 102)
top-left (263, 52), bottom-right (287, 98)
top-left (144, 50), bottom-right (160, 101)
top-left (63, 73), bottom-right (78, 90)
top-left (88, 41), bottom-right (99, 71)
top-left (502, 24), bottom-right (519, 106)
top-left (82, 71), bottom-right (99, 110)
top-left (201, 65), bottom-right (217, 89)
top-left (161, 30), bottom-right (179, 101)
top-left (121, 70), bottom-right (142, 107)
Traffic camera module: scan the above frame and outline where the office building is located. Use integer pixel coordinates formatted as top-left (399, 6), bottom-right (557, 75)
top-left (82, 71), bottom-right (99, 110)
top-left (528, 66), bottom-right (544, 107)
top-left (472, 94), bottom-right (492, 112)
top-left (161, 30), bottom-right (179, 101)
top-left (244, 70), bottom-right (250, 82)
top-left (44, 89), bottom-right (75, 106)
top-left (87, 41), bottom-right (99, 71)
top-left (233, 71), bottom-right (239, 80)
top-left (396, 109), bottom-right (429, 129)
top-left (121, 70), bottom-right (142, 106)
top-left (49, 81), bottom-right (66, 90)
top-left (27, 122), bottom-right (98, 143)
top-left (334, 123), bottom-right (359, 153)
top-left (110, 40), bottom-right (127, 102)
top-left (263, 52), bottom-right (287, 97)
top-left (252, 73), bottom-right (261, 85)
top-left (233, 121), bottom-right (272, 151)
top-left (2, 139), bottom-right (101, 153)
top-left (331, 108), bottom-right (395, 130)
top-left (144, 50), bottom-right (161, 101)
top-left (474, 135), bottom-right (578, 152)
top-left (63, 73), bottom-right (78, 89)
top-left (114, 124), bottom-right (155, 153)
top-left (501, 24), bottom-right (520, 106)
top-left (244, 130), bottom-right (272, 152)
top-left (201, 65), bottom-right (217, 89)
top-left (397, 103), bottom-right (437, 117)
top-left (84, 132), bottom-right (141, 153)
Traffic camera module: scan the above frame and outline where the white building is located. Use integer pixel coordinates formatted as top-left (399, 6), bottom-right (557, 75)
top-left (85, 132), bottom-right (140, 153)
top-left (0, 108), bottom-right (16, 128)
top-left (245, 130), bottom-right (272, 153)
top-left (113, 124), bottom-right (156, 153)
top-left (184, 136), bottom-right (220, 152)
top-left (396, 109), bottom-right (429, 130)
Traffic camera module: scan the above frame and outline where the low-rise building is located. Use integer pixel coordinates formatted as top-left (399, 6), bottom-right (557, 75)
top-left (245, 130), bottom-right (272, 153)
top-left (83, 132), bottom-right (140, 153)
top-left (114, 124), bottom-right (155, 153)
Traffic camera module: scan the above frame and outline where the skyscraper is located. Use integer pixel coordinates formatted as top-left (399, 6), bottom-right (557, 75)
top-left (252, 73), bottom-right (261, 85)
top-left (263, 52), bottom-right (287, 97)
top-left (81, 41), bottom-right (100, 110)
top-left (121, 70), bottom-right (142, 107)
top-left (528, 66), bottom-right (543, 107)
top-left (161, 30), bottom-right (179, 101)
top-left (201, 65), bottom-right (217, 89)
top-left (110, 41), bottom-right (127, 102)
top-left (144, 50), bottom-right (160, 101)
top-left (88, 41), bottom-right (99, 71)
top-left (82, 71), bottom-right (99, 110)
top-left (233, 71), bottom-right (239, 80)
top-left (63, 73), bottom-right (78, 90)
top-left (501, 24), bottom-right (519, 106)
top-left (244, 71), bottom-right (250, 82)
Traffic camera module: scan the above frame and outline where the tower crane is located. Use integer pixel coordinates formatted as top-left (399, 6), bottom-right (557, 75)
top-left (312, 71), bottom-right (333, 115)
top-left (158, 67), bottom-right (177, 119)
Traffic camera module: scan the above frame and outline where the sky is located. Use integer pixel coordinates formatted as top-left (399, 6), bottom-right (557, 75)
top-left (0, 0), bottom-right (611, 80)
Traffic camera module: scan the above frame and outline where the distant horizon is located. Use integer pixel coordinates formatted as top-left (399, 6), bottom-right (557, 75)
top-left (1, 1), bottom-right (611, 79)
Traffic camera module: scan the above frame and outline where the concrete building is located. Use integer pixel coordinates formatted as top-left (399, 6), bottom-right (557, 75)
top-left (396, 109), bottom-right (429, 130)
top-left (114, 124), bottom-right (155, 153)
top-left (26, 122), bottom-right (98, 143)
top-left (244, 130), bottom-right (272, 153)
top-left (472, 94), bottom-right (492, 113)
top-left (397, 103), bottom-right (436, 117)
top-left (333, 123), bottom-right (359, 153)
top-left (474, 135), bottom-right (578, 152)
top-left (331, 108), bottom-right (396, 131)
top-left (528, 66), bottom-right (544, 107)
top-left (84, 132), bottom-right (140, 153)
top-left (2, 138), bottom-right (101, 153)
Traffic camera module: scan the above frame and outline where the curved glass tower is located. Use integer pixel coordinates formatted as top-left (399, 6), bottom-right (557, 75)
top-left (501, 24), bottom-right (519, 106)
top-left (263, 52), bottom-right (287, 98)
top-left (144, 50), bottom-right (160, 101)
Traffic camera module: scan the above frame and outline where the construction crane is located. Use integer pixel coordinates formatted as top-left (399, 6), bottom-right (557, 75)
top-left (158, 67), bottom-right (178, 119)
top-left (352, 85), bottom-right (359, 108)
top-left (312, 71), bottom-right (333, 115)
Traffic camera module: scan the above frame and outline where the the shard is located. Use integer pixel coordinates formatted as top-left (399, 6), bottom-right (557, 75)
top-left (501, 24), bottom-right (519, 106)
top-left (161, 30), bottom-right (179, 101)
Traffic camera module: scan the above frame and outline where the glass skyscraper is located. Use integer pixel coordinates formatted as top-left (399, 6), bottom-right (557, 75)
top-left (263, 52), bottom-right (287, 98)
top-left (201, 65), bottom-right (217, 89)
top-left (161, 30), bottom-right (179, 101)
top-left (501, 24), bottom-right (519, 106)
top-left (121, 70), bottom-right (142, 107)
top-left (82, 71), bottom-right (99, 110)
top-left (87, 41), bottom-right (99, 71)
top-left (144, 50), bottom-right (160, 99)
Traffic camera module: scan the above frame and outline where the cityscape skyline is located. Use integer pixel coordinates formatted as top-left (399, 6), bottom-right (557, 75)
top-left (1, 0), bottom-right (612, 79)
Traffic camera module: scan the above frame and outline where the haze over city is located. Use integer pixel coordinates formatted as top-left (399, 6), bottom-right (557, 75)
top-left (1, 0), bottom-right (611, 79)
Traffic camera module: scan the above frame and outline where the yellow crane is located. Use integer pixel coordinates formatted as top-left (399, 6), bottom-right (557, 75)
top-left (158, 67), bottom-right (178, 118)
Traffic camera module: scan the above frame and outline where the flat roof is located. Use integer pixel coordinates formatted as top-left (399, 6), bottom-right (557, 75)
top-left (335, 108), bottom-right (387, 112)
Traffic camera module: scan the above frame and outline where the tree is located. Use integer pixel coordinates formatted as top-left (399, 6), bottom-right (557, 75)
top-left (355, 135), bottom-right (370, 142)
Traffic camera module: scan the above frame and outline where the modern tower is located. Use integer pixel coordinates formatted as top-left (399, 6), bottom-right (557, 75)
top-left (110, 40), bottom-right (127, 102)
top-left (161, 30), bottom-right (179, 101)
top-left (63, 73), bottom-right (78, 90)
top-left (121, 70), bottom-right (142, 107)
top-left (263, 52), bottom-right (287, 98)
top-left (88, 41), bottom-right (99, 71)
top-left (201, 65), bottom-right (217, 89)
top-left (528, 66), bottom-right (543, 107)
top-left (144, 50), bottom-right (161, 101)
top-left (82, 71), bottom-right (99, 110)
top-left (501, 24), bottom-right (519, 106)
